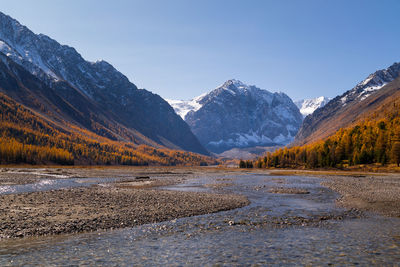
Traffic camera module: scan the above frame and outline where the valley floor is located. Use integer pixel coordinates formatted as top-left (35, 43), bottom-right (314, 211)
top-left (269, 169), bottom-right (400, 217)
top-left (1, 166), bottom-right (399, 265)
top-left (0, 167), bottom-right (249, 239)
top-left (0, 166), bottom-right (399, 240)
top-left (322, 175), bottom-right (400, 217)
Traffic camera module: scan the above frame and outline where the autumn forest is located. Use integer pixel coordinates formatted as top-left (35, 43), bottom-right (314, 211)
top-left (251, 101), bottom-right (400, 169)
top-left (0, 93), bottom-right (215, 166)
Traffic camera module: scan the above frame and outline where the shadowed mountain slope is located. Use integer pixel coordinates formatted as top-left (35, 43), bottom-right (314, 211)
top-left (0, 11), bottom-right (208, 155)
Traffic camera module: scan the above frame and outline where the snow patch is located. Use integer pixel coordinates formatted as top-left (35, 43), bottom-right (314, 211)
top-left (166, 93), bottom-right (207, 119)
top-left (0, 38), bottom-right (60, 81)
top-left (357, 84), bottom-right (387, 101)
top-left (295, 96), bottom-right (330, 117)
top-left (208, 130), bottom-right (293, 147)
top-left (339, 62), bottom-right (400, 106)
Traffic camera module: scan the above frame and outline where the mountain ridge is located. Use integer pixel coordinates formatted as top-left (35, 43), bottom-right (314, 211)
top-left (294, 62), bottom-right (400, 146)
top-left (0, 11), bottom-right (209, 155)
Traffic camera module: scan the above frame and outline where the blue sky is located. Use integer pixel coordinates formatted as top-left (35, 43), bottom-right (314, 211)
top-left (1, 0), bottom-right (399, 100)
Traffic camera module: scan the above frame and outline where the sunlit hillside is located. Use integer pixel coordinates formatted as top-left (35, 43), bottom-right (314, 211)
top-left (0, 92), bottom-right (216, 166)
top-left (255, 95), bottom-right (400, 169)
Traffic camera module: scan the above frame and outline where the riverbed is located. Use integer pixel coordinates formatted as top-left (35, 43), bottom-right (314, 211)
top-left (0, 168), bottom-right (399, 266)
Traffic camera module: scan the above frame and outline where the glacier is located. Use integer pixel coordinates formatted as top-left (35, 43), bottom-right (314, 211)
top-left (295, 96), bottom-right (330, 117)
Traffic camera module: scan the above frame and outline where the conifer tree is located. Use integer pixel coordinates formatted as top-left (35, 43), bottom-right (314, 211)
top-left (392, 142), bottom-right (400, 167)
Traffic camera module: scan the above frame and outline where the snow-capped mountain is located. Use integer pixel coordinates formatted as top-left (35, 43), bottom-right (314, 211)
top-left (294, 62), bottom-right (400, 145)
top-left (171, 79), bottom-right (303, 153)
top-left (0, 12), bottom-right (134, 99)
top-left (295, 96), bottom-right (330, 117)
top-left (0, 12), bottom-right (208, 155)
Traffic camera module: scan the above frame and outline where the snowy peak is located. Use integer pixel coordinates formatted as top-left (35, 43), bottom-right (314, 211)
top-left (295, 96), bottom-right (330, 117)
top-left (214, 79), bottom-right (270, 96)
top-left (167, 79), bottom-right (258, 120)
top-left (0, 12), bottom-right (60, 81)
top-left (219, 79), bottom-right (251, 93)
top-left (166, 96), bottom-right (203, 120)
top-left (0, 11), bottom-right (136, 99)
top-left (222, 79), bottom-right (246, 88)
top-left (197, 79), bottom-right (293, 110)
top-left (168, 80), bottom-right (277, 119)
top-left (340, 62), bottom-right (400, 105)
top-left (171, 80), bottom-right (303, 153)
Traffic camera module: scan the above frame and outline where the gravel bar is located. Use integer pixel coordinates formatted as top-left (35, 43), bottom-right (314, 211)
top-left (0, 186), bottom-right (249, 239)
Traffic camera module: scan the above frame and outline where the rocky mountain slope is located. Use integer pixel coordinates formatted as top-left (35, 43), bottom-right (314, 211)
top-left (169, 80), bottom-right (303, 153)
top-left (294, 62), bottom-right (400, 145)
top-left (294, 96), bottom-right (330, 117)
top-left (0, 12), bottom-right (208, 155)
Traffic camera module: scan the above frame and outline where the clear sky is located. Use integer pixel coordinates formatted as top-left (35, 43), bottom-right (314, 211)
top-left (1, 0), bottom-right (399, 100)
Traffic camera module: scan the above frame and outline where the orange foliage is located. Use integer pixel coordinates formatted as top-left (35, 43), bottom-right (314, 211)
top-left (254, 101), bottom-right (400, 169)
top-left (0, 93), bottom-right (215, 166)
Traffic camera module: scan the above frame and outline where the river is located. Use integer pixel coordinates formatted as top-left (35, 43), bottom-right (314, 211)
top-left (0, 172), bottom-right (399, 266)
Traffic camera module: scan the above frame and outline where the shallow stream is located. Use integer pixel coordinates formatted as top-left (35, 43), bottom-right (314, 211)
top-left (0, 173), bottom-right (399, 266)
top-left (0, 177), bottom-right (119, 195)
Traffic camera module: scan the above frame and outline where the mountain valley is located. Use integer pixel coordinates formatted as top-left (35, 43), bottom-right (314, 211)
top-left (0, 11), bottom-right (399, 167)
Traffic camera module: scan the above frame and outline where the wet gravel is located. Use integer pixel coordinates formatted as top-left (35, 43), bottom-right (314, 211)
top-left (322, 174), bottom-right (400, 217)
top-left (0, 186), bottom-right (249, 239)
